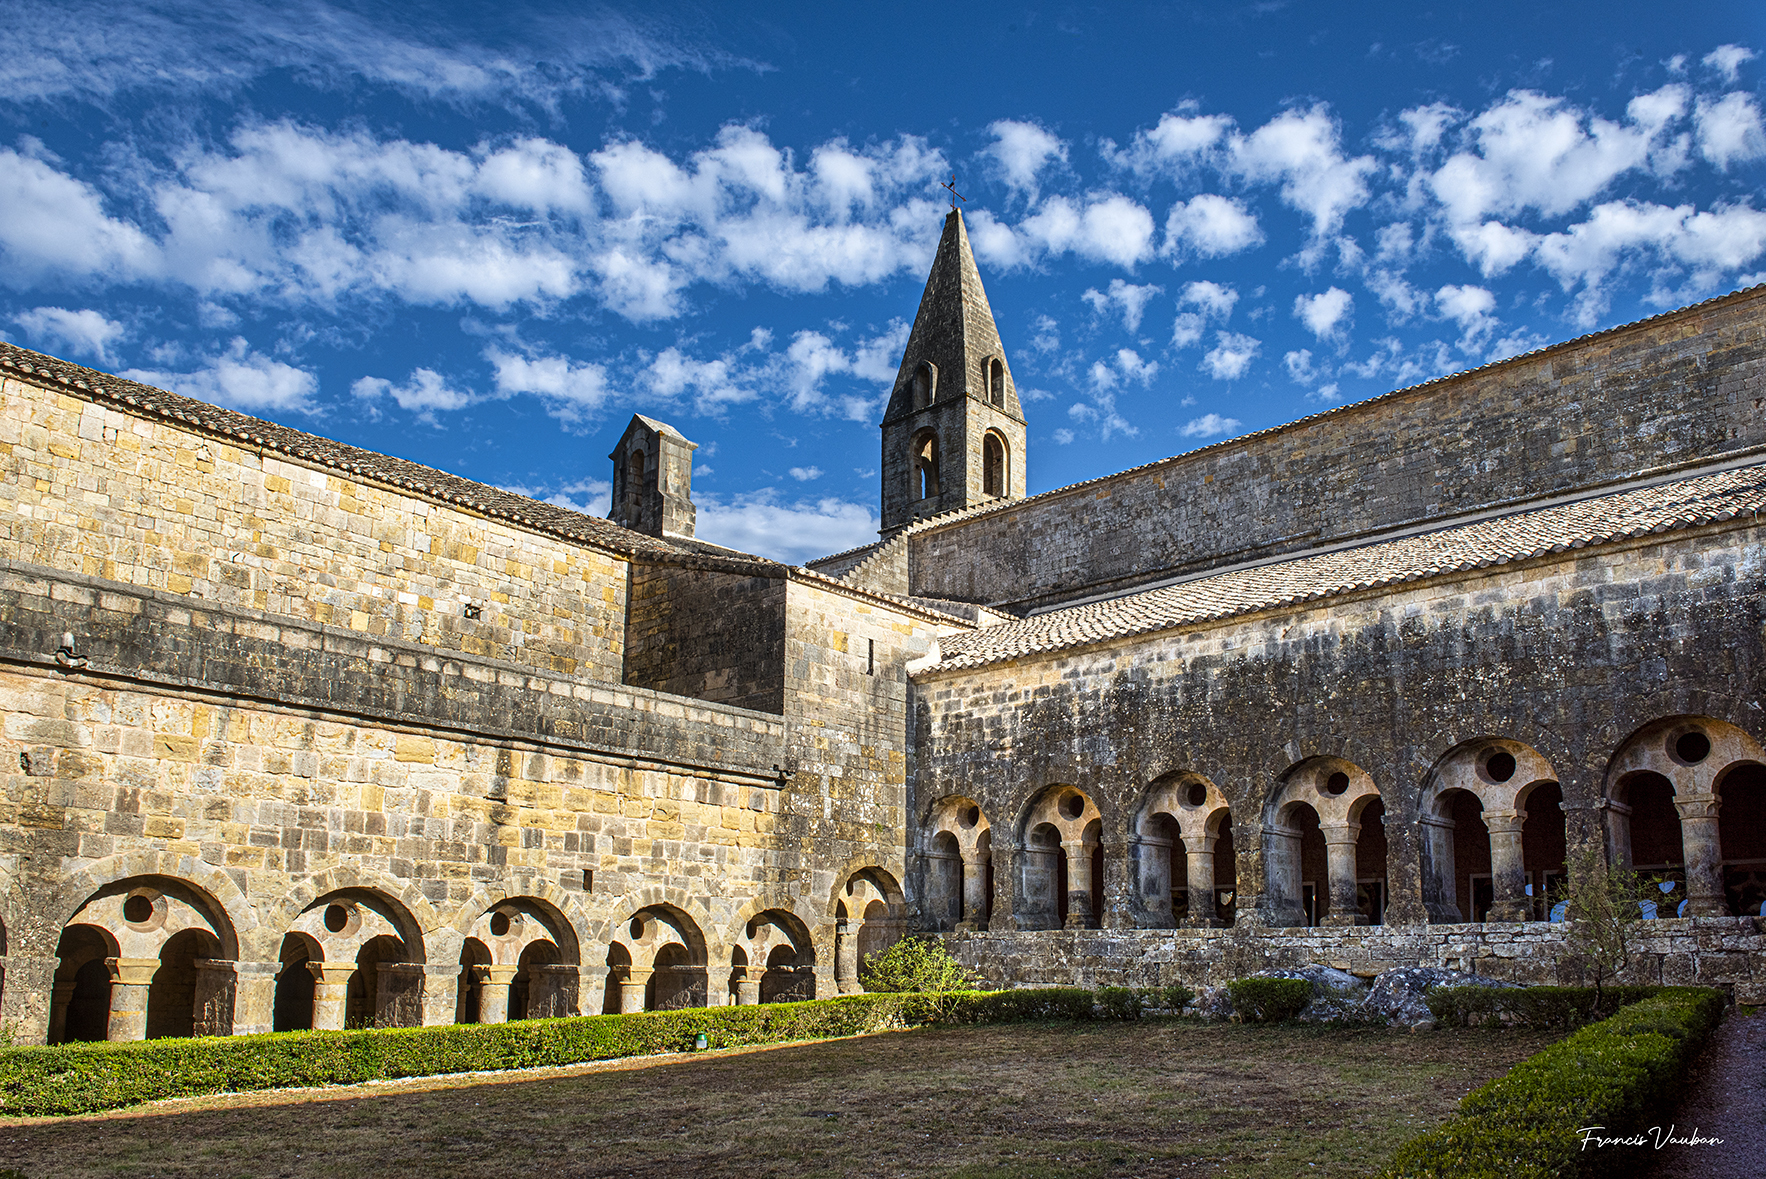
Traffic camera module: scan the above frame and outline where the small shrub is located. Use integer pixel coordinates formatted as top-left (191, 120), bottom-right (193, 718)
top-left (1095, 987), bottom-right (1143, 1020)
top-left (1226, 977), bottom-right (1311, 1023)
top-left (860, 936), bottom-right (972, 993)
top-left (1379, 987), bottom-right (1725, 1179)
top-left (1158, 984), bottom-right (1196, 1012)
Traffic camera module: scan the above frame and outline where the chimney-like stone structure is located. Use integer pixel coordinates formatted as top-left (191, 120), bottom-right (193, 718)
top-left (608, 414), bottom-right (697, 538)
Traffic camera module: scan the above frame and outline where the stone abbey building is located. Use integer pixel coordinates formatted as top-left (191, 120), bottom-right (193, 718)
top-left (2, 210), bottom-right (1765, 1045)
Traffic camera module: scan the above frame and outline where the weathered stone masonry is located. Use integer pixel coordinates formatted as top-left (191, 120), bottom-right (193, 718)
top-left (3, 208), bottom-right (1765, 1045)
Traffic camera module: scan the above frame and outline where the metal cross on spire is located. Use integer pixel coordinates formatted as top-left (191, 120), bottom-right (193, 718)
top-left (940, 172), bottom-right (966, 211)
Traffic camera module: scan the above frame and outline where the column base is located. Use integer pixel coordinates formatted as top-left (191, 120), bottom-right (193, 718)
top-left (1320, 913), bottom-right (1369, 927)
top-left (1485, 900), bottom-right (1533, 924)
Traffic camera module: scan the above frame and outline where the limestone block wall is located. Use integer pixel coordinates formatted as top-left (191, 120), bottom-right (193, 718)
top-left (0, 374), bottom-right (630, 681)
top-left (908, 519), bottom-right (1766, 932)
top-left (624, 564), bottom-right (787, 715)
top-left (906, 287), bottom-right (1766, 611)
top-left (941, 918), bottom-right (1766, 998)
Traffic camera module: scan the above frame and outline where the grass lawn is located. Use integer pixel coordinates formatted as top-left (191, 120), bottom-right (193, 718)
top-left (0, 1021), bottom-right (1554, 1179)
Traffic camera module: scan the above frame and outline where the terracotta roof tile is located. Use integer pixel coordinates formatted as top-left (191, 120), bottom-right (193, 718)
top-left (922, 462), bottom-right (1766, 673)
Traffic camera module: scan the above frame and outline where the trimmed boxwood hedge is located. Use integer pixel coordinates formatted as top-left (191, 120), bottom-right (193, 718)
top-left (0, 986), bottom-right (1183, 1117)
top-left (1426, 985), bottom-right (1664, 1030)
top-left (1226, 977), bottom-right (1312, 1023)
top-left (1379, 986), bottom-right (1726, 1179)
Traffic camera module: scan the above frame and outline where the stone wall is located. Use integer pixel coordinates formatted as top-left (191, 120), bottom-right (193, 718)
top-left (941, 918), bottom-right (1766, 1000)
top-left (0, 375), bottom-right (631, 682)
top-left (624, 564), bottom-right (788, 715)
top-left (908, 518), bottom-right (1766, 930)
top-left (905, 287), bottom-right (1766, 611)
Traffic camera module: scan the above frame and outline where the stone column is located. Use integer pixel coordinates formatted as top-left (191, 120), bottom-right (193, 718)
top-left (47, 979), bottom-right (77, 1046)
top-left (3, 955), bottom-right (58, 1046)
top-left (1676, 796), bottom-right (1727, 916)
top-left (958, 848), bottom-right (991, 931)
top-left (105, 957), bottom-right (160, 1042)
top-left (621, 967), bottom-right (652, 1013)
top-left (734, 970), bottom-right (761, 1005)
top-left (1262, 824), bottom-right (1308, 927)
top-left (1061, 839), bottom-right (1094, 929)
top-left (1483, 809), bottom-right (1533, 922)
top-left (1185, 832), bottom-right (1220, 928)
top-left (476, 965), bottom-right (519, 1024)
top-left (229, 961), bottom-right (281, 1037)
top-left (306, 962), bottom-right (356, 1031)
top-left (927, 848), bottom-right (962, 930)
top-left (1098, 838), bottom-right (1133, 929)
top-left (1135, 835), bottom-right (1174, 927)
top-left (1419, 813), bottom-right (1463, 923)
top-left (835, 918), bottom-right (862, 994)
top-left (1319, 823), bottom-right (1366, 927)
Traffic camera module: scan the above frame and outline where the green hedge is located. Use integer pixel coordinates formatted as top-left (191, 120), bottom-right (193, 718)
top-left (1226, 977), bottom-right (1312, 1023)
top-left (0, 985), bottom-right (1194, 1117)
top-left (1379, 987), bottom-right (1726, 1179)
top-left (1426, 985), bottom-right (1664, 1030)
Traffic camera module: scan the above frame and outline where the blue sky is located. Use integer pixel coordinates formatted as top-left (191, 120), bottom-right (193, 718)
top-left (2, 2), bottom-right (1763, 563)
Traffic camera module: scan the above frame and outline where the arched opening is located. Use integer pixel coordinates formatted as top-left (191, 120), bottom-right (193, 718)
top-left (1355, 799), bottom-right (1388, 925)
top-left (1619, 771), bottom-right (1684, 883)
top-left (455, 938), bottom-right (491, 1025)
top-left (345, 935), bottom-right (406, 1029)
top-left (983, 432), bottom-right (1007, 497)
top-left (986, 358), bottom-right (1005, 408)
top-left (603, 942), bottom-right (631, 1015)
top-left (1085, 818), bottom-right (1105, 928)
top-left (760, 943), bottom-right (813, 1004)
top-left (1213, 823), bottom-right (1238, 927)
top-left (1290, 804), bottom-right (1327, 926)
top-left (646, 942), bottom-right (705, 1011)
top-left (624, 450), bottom-right (646, 520)
top-left (145, 928), bottom-right (221, 1039)
top-left (1717, 764), bottom-right (1766, 915)
top-left (927, 830), bottom-right (963, 930)
top-left (912, 430), bottom-right (940, 501)
top-left (1446, 791), bottom-right (1494, 922)
top-left (727, 945), bottom-right (748, 1004)
top-left (49, 924), bottom-right (116, 1044)
top-left (977, 828), bottom-right (996, 925)
top-left (1023, 823), bottom-right (1062, 930)
top-left (511, 939), bottom-right (561, 1021)
top-left (1520, 783), bottom-right (1568, 919)
top-left (273, 933), bottom-right (320, 1033)
top-left (857, 900), bottom-right (891, 968)
top-left (911, 362), bottom-right (935, 410)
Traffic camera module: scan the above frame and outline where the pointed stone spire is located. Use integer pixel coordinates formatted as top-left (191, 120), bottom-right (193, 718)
top-left (880, 210), bottom-right (1028, 535)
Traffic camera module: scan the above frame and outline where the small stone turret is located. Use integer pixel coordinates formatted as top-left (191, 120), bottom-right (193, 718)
top-left (608, 414), bottom-right (697, 538)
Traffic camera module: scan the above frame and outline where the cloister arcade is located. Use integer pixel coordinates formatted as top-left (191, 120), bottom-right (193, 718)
top-left (1017, 786), bottom-right (1105, 930)
top-left (35, 864), bottom-right (907, 1045)
top-left (1133, 774), bottom-right (1238, 928)
top-left (1420, 740), bottom-right (1566, 924)
top-left (923, 795), bottom-right (994, 931)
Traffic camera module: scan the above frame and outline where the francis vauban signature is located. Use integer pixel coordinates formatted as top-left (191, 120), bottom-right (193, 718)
top-left (1578, 1125), bottom-right (1724, 1151)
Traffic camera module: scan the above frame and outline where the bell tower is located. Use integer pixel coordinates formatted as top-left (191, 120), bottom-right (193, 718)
top-left (880, 209), bottom-right (1028, 536)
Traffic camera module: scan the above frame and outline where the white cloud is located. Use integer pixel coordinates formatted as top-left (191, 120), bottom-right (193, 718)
top-left (788, 466), bottom-right (823, 481)
top-left (540, 477), bottom-right (612, 517)
top-left (1199, 331), bottom-right (1260, 380)
top-left (1704, 44), bottom-right (1757, 84)
top-left (1695, 92), bottom-right (1766, 170)
top-left (485, 348), bottom-right (610, 426)
top-left (0, 145), bottom-right (159, 284)
top-left (1228, 106), bottom-right (1378, 244)
top-left (1434, 283), bottom-right (1498, 349)
top-left (1533, 201), bottom-right (1766, 320)
top-left (1068, 389), bottom-right (1137, 440)
top-left (1283, 348), bottom-right (1320, 385)
top-left (979, 193), bottom-right (1157, 270)
top-left (1172, 281), bottom-right (1237, 347)
top-left (14, 306), bottom-right (125, 363)
top-left (694, 491), bottom-right (879, 565)
top-left (1294, 287), bottom-right (1354, 340)
top-left (1081, 279), bottom-right (1162, 331)
top-left (1163, 193), bottom-right (1264, 258)
top-left (126, 338), bottom-right (317, 412)
top-left (1051, 427), bottom-right (1075, 445)
top-left (984, 120), bottom-right (1068, 198)
top-left (1179, 412), bottom-right (1242, 439)
top-left (351, 367), bottom-right (474, 423)
top-left (1107, 111), bottom-right (1233, 174)
top-left (1368, 268), bottom-right (1423, 320)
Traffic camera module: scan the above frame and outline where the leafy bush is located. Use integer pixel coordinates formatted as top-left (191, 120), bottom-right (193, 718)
top-left (1226, 977), bottom-right (1311, 1023)
top-left (860, 936), bottom-right (972, 993)
top-left (1427, 985), bottom-right (1662, 1030)
top-left (1378, 987), bottom-right (1725, 1179)
top-left (924, 987), bottom-right (1098, 1025)
top-left (1095, 987), bottom-right (1143, 1020)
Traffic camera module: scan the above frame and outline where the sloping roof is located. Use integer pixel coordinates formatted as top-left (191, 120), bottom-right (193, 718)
top-left (918, 460), bottom-right (1766, 673)
top-left (814, 281), bottom-right (1766, 566)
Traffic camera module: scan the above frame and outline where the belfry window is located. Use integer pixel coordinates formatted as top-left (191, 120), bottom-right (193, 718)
top-left (624, 450), bottom-right (646, 519)
top-left (983, 432), bottom-right (1007, 497)
top-left (912, 431), bottom-right (940, 501)
top-left (987, 358), bottom-right (1005, 408)
top-left (910, 362), bottom-right (935, 410)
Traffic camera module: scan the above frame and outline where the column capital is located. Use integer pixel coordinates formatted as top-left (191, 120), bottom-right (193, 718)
top-left (106, 957), bottom-right (160, 986)
top-left (306, 962), bottom-right (357, 987)
top-left (1319, 821), bottom-right (1362, 846)
top-left (474, 965), bottom-right (521, 986)
top-left (1675, 795), bottom-right (1722, 822)
top-left (1481, 809), bottom-right (1528, 835)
